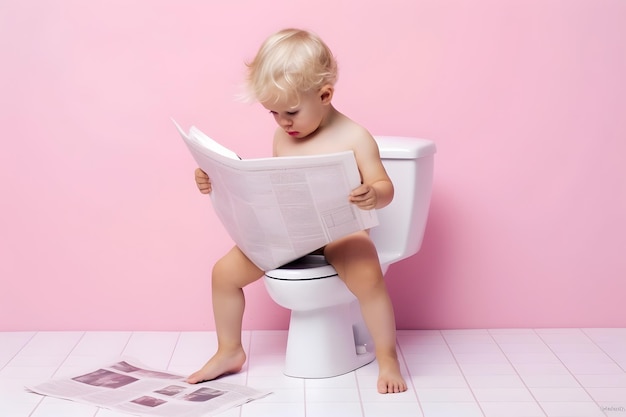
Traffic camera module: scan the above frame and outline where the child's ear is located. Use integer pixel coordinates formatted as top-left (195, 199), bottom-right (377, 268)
top-left (319, 85), bottom-right (334, 104)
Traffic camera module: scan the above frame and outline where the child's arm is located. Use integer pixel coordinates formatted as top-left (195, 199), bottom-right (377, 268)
top-left (195, 168), bottom-right (212, 194)
top-left (351, 134), bottom-right (394, 211)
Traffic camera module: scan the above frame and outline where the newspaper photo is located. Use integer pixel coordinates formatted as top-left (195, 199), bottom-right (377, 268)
top-left (174, 120), bottom-right (379, 271)
top-left (27, 359), bottom-right (271, 417)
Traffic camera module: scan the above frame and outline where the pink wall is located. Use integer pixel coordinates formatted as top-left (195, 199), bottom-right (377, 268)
top-left (1, 1), bottom-right (624, 331)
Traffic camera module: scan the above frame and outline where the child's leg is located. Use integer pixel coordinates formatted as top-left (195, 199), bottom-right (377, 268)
top-left (324, 231), bottom-right (407, 394)
top-left (187, 246), bottom-right (264, 383)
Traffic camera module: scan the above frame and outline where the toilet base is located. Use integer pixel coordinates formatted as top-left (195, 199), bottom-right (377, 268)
top-left (283, 301), bottom-right (375, 378)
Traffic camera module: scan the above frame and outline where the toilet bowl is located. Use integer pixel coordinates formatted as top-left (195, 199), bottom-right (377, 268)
top-left (264, 136), bottom-right (436, 378)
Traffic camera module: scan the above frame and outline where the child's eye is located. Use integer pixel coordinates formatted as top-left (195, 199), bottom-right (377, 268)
top-left (269, 110), bottom-right (278, 115)
top-left (286, 111), bottom-right (299, 116)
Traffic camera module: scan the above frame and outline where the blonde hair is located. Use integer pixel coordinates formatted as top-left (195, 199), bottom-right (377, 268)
top-left (244, 28), bottom-right (338, 104)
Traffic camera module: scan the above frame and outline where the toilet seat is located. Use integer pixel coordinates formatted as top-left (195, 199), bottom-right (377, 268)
top-left (265, 255), bottom-right (337, 281)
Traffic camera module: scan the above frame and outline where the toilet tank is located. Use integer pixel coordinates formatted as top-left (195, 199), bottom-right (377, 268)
top-left (370, 136), bottom-right (436, 266)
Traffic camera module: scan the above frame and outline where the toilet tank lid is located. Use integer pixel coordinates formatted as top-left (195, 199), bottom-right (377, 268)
top-left (374, 136), bottom-right (437, 159)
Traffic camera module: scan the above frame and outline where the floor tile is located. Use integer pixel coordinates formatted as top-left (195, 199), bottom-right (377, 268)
top-left (254, 387), bottom-right (304, 403)
top-left (497, 343), bottom-right (554, 354)
top-left (520, 373), bottom-right (582, 388)
top-left (411, 374), bottom-right (468, 388)
top-left (583, 328), bottom-right (626, 343)
top-left (249, 330), bottom-right (288, 355)
top-left (586, 386), bottom-right (626, 402)
top-left (453, 352), bottom-right (510, 364)
top-left (566, 361), bottom-right (624, 375)
top-left (362, 402), bottom-right (424, 417)
top-left (459, 362), bottom-right (518, 375)
top-left (536, 329), bottom-right (593, 345)
top-left (17, 332), bottom-right (83, 357)
top-left (490, 332), bottom-right (544, 345)
top-left (505, 351), bottom-right (561, 365)
top-left (442, 332), bottom-right (495, 345)
top-left (397, 330), bottom-right (445, 345)
top-left (241, 401), bottom-right (305, 417)
top-left (472, 387), bottom-right (536, 402)
top-left (70, 332), bottom-right (131, 356)
top-left (577, 373), bottom-right (626, 388)
top-left (528, 386), bottom-right (592, 402)
top-left (415, 387), bottom-right (475, 402)
top-left (408, 361), bottom-right (464, 376)
top-left (420, 401), bottom-right (484, 417)
top-left (306, 401), bottom-right (363, 417)
top-left (0, 401), bottom-right (43, 417)
top-left (305, 387), bottom-right (360, 402)
top-left (540, 401), bottom-right (607, 417)
top-left (0, 332), bottom-right (35, 368)
top-left (3, 328), bottom-right (625, 417)
top-left (513, 362), bottom-right (571, 376)
top-left (247, 354), bottom-right (289, 377)
top-left (247, 375), bottom-right (304, 389)
top-left (120, 332), bottom-right (180, 369)
top-left (30, 396), bottom-right (99, 417)
top-left (480, 401), bottom-right (547, 417)
top-left (403, 352), bottom-right (456, 366)
top-left (599, 343), bottom-right (626, 363)
top-left (464, 373), bottom-right (526, 389)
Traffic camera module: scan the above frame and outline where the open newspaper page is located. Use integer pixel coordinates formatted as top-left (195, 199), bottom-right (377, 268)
top-left (174, 120), bottom-right (378, 271)
top-left (26, 359), bottom-right (271, 417)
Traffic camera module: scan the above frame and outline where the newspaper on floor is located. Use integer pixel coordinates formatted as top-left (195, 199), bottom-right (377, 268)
top-left (173, 119), bottom-right (378, 271)
top-left (26, 359), bottom-right (271, 417)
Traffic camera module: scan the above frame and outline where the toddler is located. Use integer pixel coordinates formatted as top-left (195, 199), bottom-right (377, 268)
top-left (188, 28), bottom-right (406, 394)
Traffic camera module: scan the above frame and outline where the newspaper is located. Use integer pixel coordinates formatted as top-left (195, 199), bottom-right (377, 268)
top-left (174, 120), bottom-right (378, 271)
top-left (26, 359), bottom-right (271, 417)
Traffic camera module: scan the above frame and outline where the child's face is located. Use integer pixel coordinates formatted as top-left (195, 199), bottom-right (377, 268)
top-left (261, 89), bottom-right (330, 139)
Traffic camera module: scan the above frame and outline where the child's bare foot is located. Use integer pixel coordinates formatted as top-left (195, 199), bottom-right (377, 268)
top-left (186, 347), bottom-right (246, 384)
top-left (377, 354), bottom-right (407, 394)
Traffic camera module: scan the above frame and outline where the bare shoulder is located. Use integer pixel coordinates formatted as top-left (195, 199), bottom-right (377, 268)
top-left (340, 117), bottom-right (381, 161)
top-left (334, 114), bottom-right (378, 153)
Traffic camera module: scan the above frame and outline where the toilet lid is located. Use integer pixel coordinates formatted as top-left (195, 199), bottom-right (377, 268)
top-left (264, 255), bottom-right (338, 280)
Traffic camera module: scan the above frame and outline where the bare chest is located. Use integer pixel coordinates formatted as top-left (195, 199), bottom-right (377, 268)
top-left (275, 134), bottom-right (354, 157)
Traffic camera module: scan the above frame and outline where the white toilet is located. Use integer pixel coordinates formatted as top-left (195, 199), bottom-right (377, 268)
top-left (263, 136), bottom-right (436, 378)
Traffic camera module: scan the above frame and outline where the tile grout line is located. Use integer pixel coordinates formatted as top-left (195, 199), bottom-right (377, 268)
top-left (440, 330), bottom-right (487, 417)
top-left (534, 328), bottom-right (609, 417)
top-left (21, 331), bottom-right (45, 417)
top-left (396, 334), bottom-right (426, 417)
top-left (581, 328), bottom-right (626, 373)
top-left (51, 331), bottom-right (87, 379)
top-left (43, 331), bottom-right (102, 417)
top-left (579, 328), bottom-right (621, 417)
top-left (67, 332), bottom-right (100, 417)
top-left (1, 331), bottom-right (37, 372)
top-left (487, 329), bottom-right (548, 417)
top-left (120, 330), bottom-right (134, 358)
top-left (353, 362), bottom-right (365, 417)
top-left (165, 331), bottom-right (182, 372)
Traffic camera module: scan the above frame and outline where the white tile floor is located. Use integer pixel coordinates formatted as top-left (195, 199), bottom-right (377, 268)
top-left (1, 329), bottom-right (626, 417)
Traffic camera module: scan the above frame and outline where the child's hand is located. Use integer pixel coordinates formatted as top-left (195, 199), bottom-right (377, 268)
top-left (195, 168), bottom-right (212, 194)
top-left (349, 184), bottom-right (377, 210)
